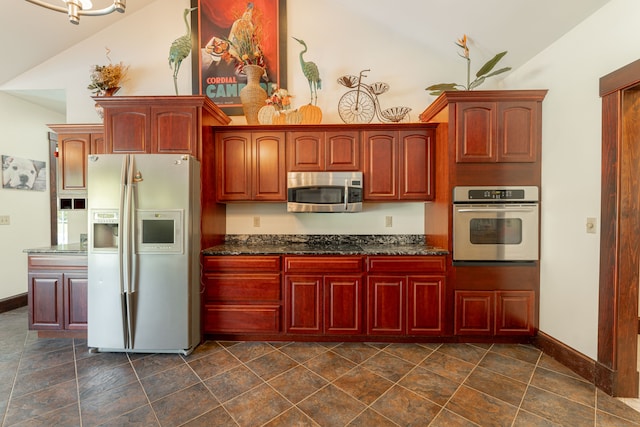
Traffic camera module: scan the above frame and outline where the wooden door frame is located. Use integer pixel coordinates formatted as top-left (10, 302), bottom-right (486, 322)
top-left (597, 58), bottom-right (640, 397)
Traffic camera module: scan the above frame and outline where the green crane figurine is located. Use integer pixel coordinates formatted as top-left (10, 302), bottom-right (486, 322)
top-left (169, 7), bottom-right (197, 95)
top-left (292, 37), bottom-right (321, 105)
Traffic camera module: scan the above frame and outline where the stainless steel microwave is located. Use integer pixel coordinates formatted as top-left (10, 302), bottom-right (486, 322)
top-left (287, 171), bottom-right (363, 213)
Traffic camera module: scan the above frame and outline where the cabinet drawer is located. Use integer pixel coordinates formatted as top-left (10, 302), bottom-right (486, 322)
top-left (284, 256), bottom-right (363, 273)
top-left (367, 256), bottom-right (446, 273)
top-left (203, 274), bottom-right (281, 301)
top-left (203, 304), bottom-right (281, 333)
top-left (203, 256), bottom-right (280, 272)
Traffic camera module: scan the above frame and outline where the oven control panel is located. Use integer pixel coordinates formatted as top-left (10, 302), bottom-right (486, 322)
top-left (453, 186), bottom-right (539, 203)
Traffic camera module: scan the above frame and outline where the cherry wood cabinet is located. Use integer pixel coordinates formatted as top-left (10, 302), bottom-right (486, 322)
top-left (27, 255), bottom-right (87, 331)
top-left (454, 290), bottom-right (535, 336)
top-left (362, 128), bottom-right (434, 201)
top-left (366, 255), bottom-right (446, 335)
top-left (48, 124), bottom-right (104, 194)
top-left (96, 95), bottom-right (230, 158)
top-left (284, 256), bottom-right (363, 335)
top-left (202, 256), bottom-right (282, 334)
top-left (215, 131), bottom-right (286, 201)
top-left (287, 130), bottom-right (360, 171)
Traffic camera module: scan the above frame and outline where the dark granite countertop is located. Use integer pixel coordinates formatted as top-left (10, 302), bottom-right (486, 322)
top-left (24, 243), bottom-right (87, 255)
top-left (202, 235), bottom-right (448, 256)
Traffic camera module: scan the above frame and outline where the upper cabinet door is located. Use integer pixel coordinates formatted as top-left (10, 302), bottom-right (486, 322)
top-left (105, 106), bottom-right (150, 153)
top-left (58, 134), bottom-right (90, 193)
top-left (497, 102), bottom-right (538, 163)
top-left (216, 132), bottom-right (252, 201)
top-left (151, 106), bottom-right (199, 156)
top-left (363, 131), bottom-right (398, 200)
top-left (455, 102), bottom-right (496, 163)
top-left (287, 131), bottom-right (324, 171)
top-left (325, 131), bottom-right (360, 171)
top-left (399, 129), bottom-right (434, 200)
top-left (252, 132), bottom-right (286, 201)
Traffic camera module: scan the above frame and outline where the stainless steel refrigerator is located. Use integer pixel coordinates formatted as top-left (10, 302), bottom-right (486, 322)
top-left (87, 154), bottom-right (201, 355)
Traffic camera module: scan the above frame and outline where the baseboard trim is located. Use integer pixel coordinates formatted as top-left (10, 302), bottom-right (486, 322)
top-left (0, 293), bottom-right (28, 314)
top-left (533, 331), bottom-right (596, 384)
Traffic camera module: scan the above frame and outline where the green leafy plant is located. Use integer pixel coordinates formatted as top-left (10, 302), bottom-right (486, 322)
top-left (426, 34), bottom-right (511, 96)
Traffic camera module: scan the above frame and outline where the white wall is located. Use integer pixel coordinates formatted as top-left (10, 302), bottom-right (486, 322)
top-left (504, 0), bottom-right (640, 359)
top-left (0, 93), bottom-right (64, 300)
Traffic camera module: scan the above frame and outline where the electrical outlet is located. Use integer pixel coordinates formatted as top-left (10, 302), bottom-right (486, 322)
top-left (0, 215), bottom-right (9, 225)
top-left (385, 216), bottom-right (392, 227)
top-left (253, 216), bottom-right (260, 227)
top-left (586, 217), bottom-right (597, 234)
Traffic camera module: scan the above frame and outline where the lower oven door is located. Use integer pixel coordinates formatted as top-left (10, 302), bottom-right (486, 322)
top-left (453, 203), bottom-right (539, 261)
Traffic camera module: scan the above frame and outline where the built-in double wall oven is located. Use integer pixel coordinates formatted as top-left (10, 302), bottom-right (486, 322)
top-left (452, 186), bottom-right (539, 263)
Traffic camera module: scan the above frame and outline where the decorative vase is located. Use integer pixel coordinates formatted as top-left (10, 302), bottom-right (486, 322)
top-left (94, 86), bottom-right (121, 119)
top-left (239, 65), bottom-right (268, 125)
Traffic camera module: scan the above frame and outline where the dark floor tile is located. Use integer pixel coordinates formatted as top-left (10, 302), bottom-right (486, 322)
top-left (446, 385), bottom-right (518, 426)
top-left (597, 410), bottom-right (640, 426)
top-left (360, 351), bottom-right (416, 382)
top-left (464, 366), bottom-right (528, 406)
top-left (224, 383), bottom-right (292, 427)
top-left (420, 350), bottom-right (475, 383)
top-left (371, 384), bottom-right (442, 426)
top-left (333, 365), bottom-right (393, 405)
top-left (398, 365), bottom-right (460, 405)
top-left (437, 343), bottom-right (488, 364)
top-left (303, 350), bottom-right (357, 382)
top-left (21, 337), bottom-right (73, 355)
top-left (244, 350), bottom-right (298, 381)
top-left (205, 364), bottom-right (264, 403)
top-left (80, 379), bottom-right (148, 426)
top-left (6, 402), bottom-right (81, 427)
top-left (537, 353), bottom-right (586, 380)
top-left (479, 351), bottom-right (537, 384)
top-left (490, 343), bottom-right (542, 364)
top-left (531, 366), bottom-right (595, 407)
top-left (151, 382), bottom-right (219, 426)
top-left (298, 384), bottom-right (366, 426)
top-left (269, 365), bottom-right (328, 404)
top-left (17, 347), bottom-right (75, 374)
top-left (75, 351), bottom-right (130, 378)
top-left (331, 342), bottom-right (381, 364)
top-left (263, 407), bottom-right (319, 426)
top-left (429, 408), bottom-right (479, 426)
top-left (278, 342), bottom-right (330, 363)
top-left (225, 341), bottom-right (276, 362)
top-left (597, 389), bottom-right (640, 424)
top-left (383, 342), bottom-right (434, 364)
top-left (181, 340), bottom-right (225, 362)
top-left (95, 404), bottom-right (160, 427)
top-left (188, 348), bottom-right (241, 380)
top-left (130, 353), bottom-right (184, 379)
top-left (140, 363), bottom-right (200, 402)
top-left (77, 362), bottom-right (139, 400)
top-left (513, 409), bottom-right (562, 426)
top-left (3, 379), bottom-right (78, 426)
top-left (520, 385), bottom-right (595, 426)
top-left (182, 405), bottom-right (239, 427)
top-left (11, 360), bottom-right (77, 398)
top-left (347, 408), bottom-right (397, 426)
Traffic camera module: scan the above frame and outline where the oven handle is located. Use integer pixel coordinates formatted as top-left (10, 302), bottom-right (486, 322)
top-left (455, 206), bottom-right (537, 213)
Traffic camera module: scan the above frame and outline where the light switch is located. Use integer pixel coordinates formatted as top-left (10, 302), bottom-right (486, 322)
top-left (0, 215), bottom-right (9, 225)
top-left (586, 217), bottom-right (597, 234)
top-left (385, 216), bottom-right (392, 227)
top-left (253, 216), bottom-right (260, 227)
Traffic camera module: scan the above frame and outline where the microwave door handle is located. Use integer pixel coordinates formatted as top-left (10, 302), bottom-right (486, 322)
top-left (344, 179), bottom-right (348, 210)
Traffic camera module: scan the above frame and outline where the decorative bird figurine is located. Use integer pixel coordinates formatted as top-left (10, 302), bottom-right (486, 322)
top-left (292, 37), bottom-right (321, 105)
top-left (169, 7), bottom-right (197, 95)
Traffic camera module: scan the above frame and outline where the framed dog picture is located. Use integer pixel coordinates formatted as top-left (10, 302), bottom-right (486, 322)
top-left (191, 0), bottom-right (287, 115)
top-left (2, 155), bottom-right (46, 192)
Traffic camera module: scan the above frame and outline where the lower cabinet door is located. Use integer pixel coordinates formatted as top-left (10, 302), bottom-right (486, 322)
top-left (367, 276), bottom-right (405, 335)
top-left (407, 275), bottom-right (445, 335)
top-left (64, 272), bottom-right (88, 330)
top-left (28, 272), bottom-right (64, 330)
top-left (285, 275), bottom-right (322, 333)
top-left (454, 291), bottom-right (494, 335)
top-left (324, 275), bottom-right (362, 334)
top-left (495, 290), bottom-right (535, 335)
top-left (203, 304), bottom-right (281, 333)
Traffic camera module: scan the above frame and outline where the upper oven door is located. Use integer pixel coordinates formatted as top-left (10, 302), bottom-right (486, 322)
top-left (453, 203), bottom-right (539, 261)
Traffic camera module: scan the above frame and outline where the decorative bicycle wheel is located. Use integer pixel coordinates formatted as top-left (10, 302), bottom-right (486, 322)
top-left (338, 90), bottom-right (375, 124)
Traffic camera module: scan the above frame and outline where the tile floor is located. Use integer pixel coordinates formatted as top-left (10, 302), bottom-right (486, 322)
top-left (2, 306), bottom-right (640, 426)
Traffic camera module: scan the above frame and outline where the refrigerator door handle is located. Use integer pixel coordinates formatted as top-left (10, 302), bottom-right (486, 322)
top-left (124, 154), bottom-right (136, 349)
top-left (118, 155), bottom-right (129, 350)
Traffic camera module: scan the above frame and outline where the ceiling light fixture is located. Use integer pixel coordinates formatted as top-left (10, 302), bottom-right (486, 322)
top-left (25, 0), bottom-right (126, 25)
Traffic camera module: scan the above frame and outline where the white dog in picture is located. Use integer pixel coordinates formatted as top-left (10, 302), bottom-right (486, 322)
top-left (2, 156), bottom-right (42, 190)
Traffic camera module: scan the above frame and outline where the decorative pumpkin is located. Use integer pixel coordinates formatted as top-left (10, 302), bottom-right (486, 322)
top-left (299, 104), bottom-right (322, 124)
top-left (258, 105), bottom-right (277, 124)
top-left (272, 111), bottom-right (287, 125)
top-left (286, 110), bottom-right (303, 124)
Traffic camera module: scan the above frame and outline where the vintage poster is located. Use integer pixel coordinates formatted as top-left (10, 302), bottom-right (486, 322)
top-left (192, 0), bottom-right (286, 115)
